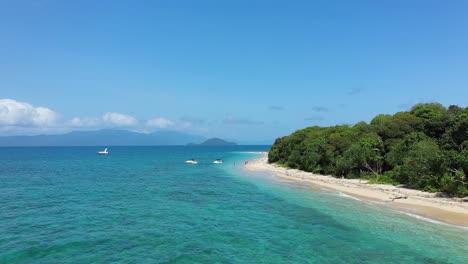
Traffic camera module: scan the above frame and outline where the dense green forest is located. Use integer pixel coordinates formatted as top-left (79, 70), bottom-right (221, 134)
top-left (268, 103), bottom-right (468, 197)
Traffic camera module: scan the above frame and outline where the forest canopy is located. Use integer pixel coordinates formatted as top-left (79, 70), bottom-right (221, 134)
top-left (268, 103), bottom-right (468, 197)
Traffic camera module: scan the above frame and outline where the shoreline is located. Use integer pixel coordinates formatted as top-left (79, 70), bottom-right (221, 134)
top-left (244, 152), bottom-right (468, 228)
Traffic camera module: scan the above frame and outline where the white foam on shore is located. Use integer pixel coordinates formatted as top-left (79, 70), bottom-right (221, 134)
top-left (401, 212), bottom-right (468, 230)
top-left (403, 212), bottom-right (445, 225)
top-left (244, 154), bottom-right (468, 230)
top-left (337, 192), bottom-right (361, 201)
top-left (233, 151), bottom-right (267, 154)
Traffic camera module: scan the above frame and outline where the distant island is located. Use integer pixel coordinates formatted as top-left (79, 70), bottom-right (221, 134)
top-left (0, 129), bottom-right (207, 147)
top-left (187, 138), bottom-right (237, 146)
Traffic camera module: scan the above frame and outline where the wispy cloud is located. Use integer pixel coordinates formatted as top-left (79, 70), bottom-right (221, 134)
top-left (311, 106), bottom-right (330, 112)
top-left (146, 117), bottom-right (174, 128)
top-left (348, 87), bottom-right (364, 95)
top-left (180, 116), bottom-right (205, 125)
top-left (68, 117), bottom-right (101, 127)
top-left (102, 112), bottom-right (138, 127)
top-left (70, 112), bottom-right (139, 128)
top-left (305, 115), bottom-right (325, 121)
top-left (268, 105), bottom-right (284, 111)
top-left (145, 115), bottom-right (211, 132)
top-left (223, 116), bottom-right (263, 125)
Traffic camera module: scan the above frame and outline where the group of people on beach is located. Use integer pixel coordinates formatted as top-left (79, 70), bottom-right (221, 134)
top-left (233, 160), bottom-right (249, 166)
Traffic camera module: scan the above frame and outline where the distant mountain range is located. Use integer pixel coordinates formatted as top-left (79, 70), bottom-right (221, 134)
top-left (187, 138), bottom-right (237, 146)
top-left (0, 130), bottom-right (207, 146)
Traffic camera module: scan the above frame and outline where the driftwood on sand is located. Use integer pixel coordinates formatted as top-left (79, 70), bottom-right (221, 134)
top-left (391, 194), bottom-right (408, 201)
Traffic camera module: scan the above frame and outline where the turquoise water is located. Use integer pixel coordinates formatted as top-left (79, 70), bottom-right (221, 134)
top-left (0, 146), bottom-right (467, 263)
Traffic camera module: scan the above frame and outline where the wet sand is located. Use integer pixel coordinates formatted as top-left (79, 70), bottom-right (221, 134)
top-left (245, 152), bottom-right (468, 227)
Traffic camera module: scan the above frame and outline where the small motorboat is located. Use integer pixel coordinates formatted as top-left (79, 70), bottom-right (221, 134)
top-left (185, 159), bottom-right (198, 164)
top-left (212, 159), bottom-right (223, 164)
top-left (98, 148), bottom-right (109, 155)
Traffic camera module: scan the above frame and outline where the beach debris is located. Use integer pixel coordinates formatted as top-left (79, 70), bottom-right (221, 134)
top-left (390, 194), bottom-right (408, 201)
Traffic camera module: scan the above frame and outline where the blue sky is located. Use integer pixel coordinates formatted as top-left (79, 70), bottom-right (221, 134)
top-left (1, 0), bottom-right (467, 142)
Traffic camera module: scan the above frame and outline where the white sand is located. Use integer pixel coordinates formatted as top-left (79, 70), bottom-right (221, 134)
top-left (245, 152), bottom-right (468, 227)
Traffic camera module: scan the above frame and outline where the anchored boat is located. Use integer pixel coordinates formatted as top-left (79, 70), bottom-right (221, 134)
top-left (185, 159), bottom-right (198, 164)
top-left (98, 148), bottom-right (109, 155)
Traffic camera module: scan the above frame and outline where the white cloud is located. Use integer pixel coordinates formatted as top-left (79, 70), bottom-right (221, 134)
top-left (0, 98), bottom-right (209, 136)
top-left (68, 112), bottom-right (138, 128)
top-left (0, 98), bottom-right (59, 127)
top-left (146, 117), bottom-right (174, 128)
top-left (102, 112), bottom-right (138, 127)
top-left (68, 117), bottom-right (101, 127)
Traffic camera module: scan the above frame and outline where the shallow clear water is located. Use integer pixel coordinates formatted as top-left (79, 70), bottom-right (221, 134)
top-left (0, 146), bottom-right (467, 263)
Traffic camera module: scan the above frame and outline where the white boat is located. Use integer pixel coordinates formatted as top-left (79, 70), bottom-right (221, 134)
top-left (212, 159), bottom-right (223, 164)
top-left (185, 159), bottom-right (198, 164)
top-left (98, 148), bottom-right (109, 155)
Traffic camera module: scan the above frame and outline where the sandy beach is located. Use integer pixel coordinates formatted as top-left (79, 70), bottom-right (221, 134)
top-left (245, 152), bottom-right (468, 228)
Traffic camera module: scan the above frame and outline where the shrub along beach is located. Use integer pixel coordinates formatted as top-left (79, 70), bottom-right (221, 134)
top-left (247, 103), bottom-right (468, 226)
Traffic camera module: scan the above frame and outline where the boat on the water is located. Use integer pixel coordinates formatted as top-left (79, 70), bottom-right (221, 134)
top-left (98, 148), bottom-right (109, 155)
top-left (185, 159), bottom-right (198, 164)
top-left (212, 159), bottom-right (223, 164)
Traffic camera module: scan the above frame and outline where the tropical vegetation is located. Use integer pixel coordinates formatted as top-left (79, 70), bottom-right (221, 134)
top-left (268, 103), bottom-right (468, 197)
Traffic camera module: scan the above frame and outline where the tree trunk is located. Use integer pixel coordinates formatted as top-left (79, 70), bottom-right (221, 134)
top-left (364, 162), bottom-right (379, 176)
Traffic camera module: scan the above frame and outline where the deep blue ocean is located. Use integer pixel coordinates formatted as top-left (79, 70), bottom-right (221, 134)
top-left (0, 146), bottom-right (467, 263)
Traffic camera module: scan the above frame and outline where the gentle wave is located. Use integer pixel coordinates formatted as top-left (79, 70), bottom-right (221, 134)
top-left (402, 212), bottom-right (468, 230)
top-left (403, 212), bottom-right (446, 225)
top-left (232, 151), bottom-right (266, 154)
top-left (337, 192), bottom-right (361, 201)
